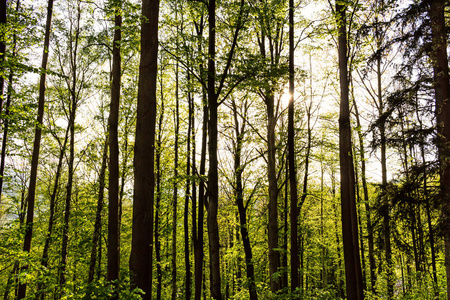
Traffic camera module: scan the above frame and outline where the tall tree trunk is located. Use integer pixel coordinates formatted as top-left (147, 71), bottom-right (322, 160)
top-left (193, 16), bottom-right (206, 300)
top-left (129, 0), bottom-right (159, 298)
top-left (335, 2), bottom-right (364, 300)
top-left (429, 1), bottom-right (450, 299)
top-left (184, 87), bottom-right (192, 300)
top-left (39, 125), bottom-right (69, 298)
top-left (58, 3), bottom-right (81, 293)
top-left (288, 0), bottom-right (299, 293)
top-left (0, 0), bottom-right (19, 200)
top-left (231, 98), bottom-right (258, 300)
top-left (155, 68), bottom-right (165, 300)
top-left (353, 99), bottom-right (376, 292)
top-left (107, 3), bottom-right (122, 297)
top-left (17, 0), bottom-right (54, 297)
top-left (207, 1), bottom-right (222, 298)
top-left (88, 138), bottom-right (108, 284)
top-left (0, 0), bottom-right (6, 118)
top-left (172, 61), bottom-right (180, 300)
top-left (194, 87), bottom-right (207, 300)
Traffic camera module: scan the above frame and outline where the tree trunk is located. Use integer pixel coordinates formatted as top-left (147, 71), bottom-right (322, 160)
top-left (155, 68), bottom-right (165, 300)
top-left (429, 1), bottom-right (450, 299)
top-left (0, 0), bottom-right (19, 200)
top-left (171, 61), bottom-right (180, 300)
top-left (353, 99), bottom-right (376, 292)
top-left (184, 86), bottom-right (192, 300)
top-left (88, 138), bottom-right (108, 284)
top-left (129, 0), bottom-right (159, 298)
top-left (335, 2), bottom-right (364, 300)
top-left (207, 1), bottom-right (222, 298)
top-left (0, 0), bottom-right (6, 117)
top-left (107, 3), bottom-right (122, 297)
top-left (288, 0), bottom-right (299, 293)
top-left (58, 3), bottom-right (81, 294)
top-left (17, 0), bottom-right (54, 297)
top-left (231, 98), bottom-right (258, 300)
top-left (194, 87), bottom-right (207, 300)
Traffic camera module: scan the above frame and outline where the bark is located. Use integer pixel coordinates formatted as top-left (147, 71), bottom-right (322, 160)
top-left (0, 0), bottom-right (19, 200)
top-left (0, 0), bottom-right (6, 117)
top-left (17, 0), bottom-right (54, 297)
top-left (194, 17), bottom-right (206, 300)
top-left (207, 1), bottom-right (222, 298)
top-left (107, 3), bottom-right (122, 297)
top-left (353, 99), bottom-right (376, 292)
top-left (155, 69), bottom-right (164, 300)
top-left (184, 88), bottom-right (192, 300)
top-left (429, 1), bottom-right (450, 299)
top-left (129, 0), bottom-right (159, 298)
top-left (172, 61), bottom-right (180, 300)
top-left (335, 3), bottom-right (364, 300)
top-left (194, 88), bottom-right (207, 300)
top-left (58, 3), bottom-right (81, 293)
top-left (231, 98), bottom-right (258, 300)
top-left (39, 124), bottom-right (69, 298)
top-left (288, 0), bottom-right (299, 293)
top-left (88, 138), bottom-right (108, 284)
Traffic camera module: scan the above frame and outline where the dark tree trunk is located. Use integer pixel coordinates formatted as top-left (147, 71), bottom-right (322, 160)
top-left (0, 0), bottom-right (6, 117)
top-left (88, 138), bottom-right (108, 284)
top-left (429, 1), bottom-right (450, 299)
top-left (184, 87), bottom-right (192, 300)
top-left (288, 0), bottom-right (299, 293)
top-left (129, 0), bottom-right (159, 298)
top-left (155, 68), bottom-right (165, 300)
top-left (194, 88), bottom-right (207, 300)
top-left (353, 99), bottom-right (376, 292)
top-left (17, 0), bottom-right (54, 297)
top-left (194, 17), bottom-right (206, 300)
top-left (172, 61), bottom-right (180, 300)
top-left (58, 4), bottom-right (81, 294)
top-left (335, 2), bottom-right (364, 300)
top-left (231, 98), bottom-right (258, 300)
top-left (0, 0), bottom-right (19, 200)
top-left (207, 1), bottom-right (222, 298)
top-left (107, 3), bottom-right (122, 297)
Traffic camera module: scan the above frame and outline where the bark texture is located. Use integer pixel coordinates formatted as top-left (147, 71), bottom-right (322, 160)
top-left (129, 0), bottom-right (159, 298)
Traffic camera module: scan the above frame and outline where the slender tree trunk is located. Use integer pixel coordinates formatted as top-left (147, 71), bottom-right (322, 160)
top-left (0, 0), bottom-right (6, 118)
top-left (429, 2), bottom-right (450, 299)
top-left (59, 3), bottom-right (81, 293)
top-left (353, 99), bottom-right (376, 292)
top-left (184, 87), bottom-right (192, 300)
top-left (39, 125), bottom-right (69, 298)
top-left (0, 0), bottom-right (19, 200)
top-left (207, 1), bottom-right (222, 298)
top-left (231, 98), bottom-right (258, 300)
top-left (288, 0), bottom-right (299, 293)
top-left (88, 138), bottom-right (108, 284)
top-left (17, 0), bottom-right (54, 297)
top-left (193, 16), bottom-right (206, 300)
top-left (129, 0), bottom-right (159, 298)
top-left (171, 61), bottom-right (180, 300)
top-left (155, 68), bottom-right (165, 300)
top-left (194, 89), bottom-right (207, 300)
top-left (335, 2), bottom-right (364, 299)
top-left (107, 3), bottom-right (122, 297)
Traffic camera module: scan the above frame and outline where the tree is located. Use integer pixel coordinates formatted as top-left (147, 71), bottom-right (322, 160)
top-left (335, 1), bottom-right (364, 299)
top-left (17, 0), bottom-right (54, 296)
top-left (107, 0), bottom-right (122, 296)
top-left (129, 0), bottom-right (160, 298)
top-left (428, 1), bottom-right (450, 298)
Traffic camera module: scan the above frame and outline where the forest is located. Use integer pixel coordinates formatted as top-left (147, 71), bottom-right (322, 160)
top-left (0, 0), bottom-right (450, 299)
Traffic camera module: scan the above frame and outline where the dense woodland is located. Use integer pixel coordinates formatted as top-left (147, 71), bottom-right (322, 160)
top-left (0, 0), bottom-right (450, 299)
